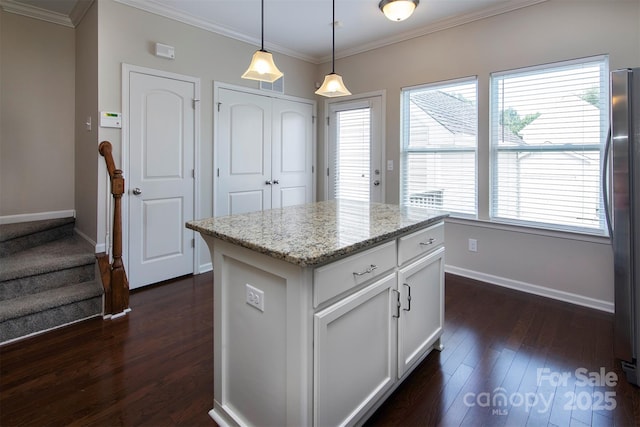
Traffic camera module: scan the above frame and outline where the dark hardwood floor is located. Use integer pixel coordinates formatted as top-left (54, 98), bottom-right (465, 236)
top-left (1, 273), bottom-right (639, 426)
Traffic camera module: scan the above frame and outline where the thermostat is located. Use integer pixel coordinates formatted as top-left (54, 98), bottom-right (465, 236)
top-left (100, 111), bottom-right (122, 128)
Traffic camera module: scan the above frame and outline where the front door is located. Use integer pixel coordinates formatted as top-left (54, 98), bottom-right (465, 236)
top-left (328, 96), bottom-right (383, 202)
top-left (128, 70), bottom-right (196, 289)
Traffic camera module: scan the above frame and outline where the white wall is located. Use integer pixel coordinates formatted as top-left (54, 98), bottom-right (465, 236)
top-left (316, 0), bottom-right (640, 310)
top-left (0, 11), bottom-right (76, 218)
top-left (96, 0), bottom-right (318, 269)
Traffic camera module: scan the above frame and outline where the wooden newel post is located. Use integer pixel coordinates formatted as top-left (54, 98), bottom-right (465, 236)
top-left (110, 169), bottom-right (130, 314)
top-left (98, 141), bottom-right (130, 316)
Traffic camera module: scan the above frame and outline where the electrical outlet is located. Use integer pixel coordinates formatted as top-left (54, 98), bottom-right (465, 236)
top-left (245, 284), bottom-right (264, 312)
top-left (468, 238), bottom-right (478, 252)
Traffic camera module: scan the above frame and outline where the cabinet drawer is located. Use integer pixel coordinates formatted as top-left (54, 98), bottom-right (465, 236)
top-left (313, 240), bottom-right (396, 307)
top-left (398, 222), bottom-right (444, 266)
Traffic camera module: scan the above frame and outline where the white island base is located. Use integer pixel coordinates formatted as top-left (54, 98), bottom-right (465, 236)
top-left (199, 218), bottom-right (445, 427)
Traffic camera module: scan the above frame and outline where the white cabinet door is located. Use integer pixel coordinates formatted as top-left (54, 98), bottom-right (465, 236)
top-left (397, 246), bottom-right (445, 378)
top-left (314, 273), bottom-right (397, 427)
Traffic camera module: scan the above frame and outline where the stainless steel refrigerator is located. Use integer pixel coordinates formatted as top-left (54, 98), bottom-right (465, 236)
top-left (605, 67), bottom-right (640, 386)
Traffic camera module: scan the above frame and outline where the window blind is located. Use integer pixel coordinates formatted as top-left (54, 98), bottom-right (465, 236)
top-left (490, 57), bottom-right (608, 234)
top-left (334, 107), bottom-right (371, 202)
top-left (401, 78), bottom-right (478, 217)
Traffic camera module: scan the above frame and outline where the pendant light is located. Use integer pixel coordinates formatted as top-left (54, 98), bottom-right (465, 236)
top-left (242, 0), bottom-right (283, 83)
top-left (315, 0), bottom-right (351, 98)
top-left (379, 0), bottom-right (419, 22)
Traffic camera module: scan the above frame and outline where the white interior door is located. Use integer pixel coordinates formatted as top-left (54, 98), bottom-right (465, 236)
top-left (328, 96), bottom-right (383, 203)
top-left (128, 71), bottom-right (196, 289)
top-left (271, 98), bottom-right (314, 208)
top-left (216, 88), bottom-right (272, 216)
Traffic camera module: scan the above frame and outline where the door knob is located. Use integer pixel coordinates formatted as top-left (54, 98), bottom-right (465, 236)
top-left (373, 180), bottom-right (381, 186)
top-left (132, 188), bottom-right (142, 195)
top-left (273, 179), bottom-right (280, 185)
top-left (265, 180), bottom-right (272, 185)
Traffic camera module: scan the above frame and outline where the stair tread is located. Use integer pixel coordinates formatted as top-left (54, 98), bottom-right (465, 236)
top-left (0, 235), bottom-right (95, 282)
top-left (0, 217), bottom-right (75, 242)
top-left (0, 280), bottom-right (103, 322)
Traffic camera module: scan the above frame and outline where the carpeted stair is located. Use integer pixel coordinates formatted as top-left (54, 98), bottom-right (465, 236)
top-left (0, 217), bottom-right (104, 343)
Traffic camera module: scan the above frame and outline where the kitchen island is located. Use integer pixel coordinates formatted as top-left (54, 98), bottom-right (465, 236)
top-left (187, 200), bottom-right (448, 427)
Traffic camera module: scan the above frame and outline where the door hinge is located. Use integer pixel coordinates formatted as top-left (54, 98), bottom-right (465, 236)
top-left (192, 99), bottom-right (200, 109)
top-left (217, 168), bottom-right (220, 177)
top-left (327, 167), bottom-right (330, 177)
top-left (191, 238), bottom-right (195, 248)
top-left (312, 115), bottom-right (316, 124)
top-left (312, 165), bottom-right (314, 174)
top-left (217, 102), bottom-right (222, 112)
top-left (191, 169), bottom-right (195, 178)
top-left (326, 116), bottom-right (330, 126)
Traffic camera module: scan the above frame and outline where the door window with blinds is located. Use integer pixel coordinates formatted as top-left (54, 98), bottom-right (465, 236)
top-left (328, 97), bottom-right (383, 203)
top-left (490, 57), bottom-right (608, 234)
top-left (401, 78), bottom-right (478, 217)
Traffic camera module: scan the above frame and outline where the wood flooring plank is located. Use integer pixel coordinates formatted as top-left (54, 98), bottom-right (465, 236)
top-left (2, 272), bottom-right (639, 427)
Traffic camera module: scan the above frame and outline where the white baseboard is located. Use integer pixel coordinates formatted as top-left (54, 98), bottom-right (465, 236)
top-left (0, 209), bottom-right (76, 225)
top-left (445, 265), bottom-right (614, 313)
top-left (198, 262), bottom-right (213, 274)
top-left (74, 227), bottom-right (100, 252)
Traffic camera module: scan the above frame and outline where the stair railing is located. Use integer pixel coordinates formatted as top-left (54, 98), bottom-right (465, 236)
top-left (97, 141), bottom-right (130, 317)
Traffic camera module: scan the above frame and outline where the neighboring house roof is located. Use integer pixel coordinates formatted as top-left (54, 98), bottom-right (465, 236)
top-left (411, 90), bottom-right (523, 144)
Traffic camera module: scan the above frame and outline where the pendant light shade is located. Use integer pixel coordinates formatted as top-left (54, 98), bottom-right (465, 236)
top-left (315, 0), bottom-right (351, 98)
top-left (242, 0), bottom-right (283, 83)
top-left (242, 50), bottom-right (283, 83)
top-left (379, 0), bottom-right (419, 22)
top-left (316, 73), bottom-right (351, 97)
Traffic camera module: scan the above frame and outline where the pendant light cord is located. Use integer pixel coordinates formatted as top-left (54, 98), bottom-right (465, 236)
top-left (261, 0), bottom-right (265, 51)
top-left (331, 0), bottom-right (335, 73)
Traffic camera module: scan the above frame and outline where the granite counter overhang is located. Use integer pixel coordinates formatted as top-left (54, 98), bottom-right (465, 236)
top-left (186, 200), bottom-right (448, 268)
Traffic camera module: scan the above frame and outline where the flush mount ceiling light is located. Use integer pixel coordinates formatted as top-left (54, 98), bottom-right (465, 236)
top-left (242, 0), bottom-right (283, 83)
top-left (315, 0), bottom-right (351, 98)
top-left (379, 0), bottom-right (419, 22)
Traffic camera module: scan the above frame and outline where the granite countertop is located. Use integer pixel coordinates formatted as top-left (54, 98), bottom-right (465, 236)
top-left (186, 200), bottom-right (448, 267)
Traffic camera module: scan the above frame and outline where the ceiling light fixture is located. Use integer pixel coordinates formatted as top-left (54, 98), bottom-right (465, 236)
top-left (315, 0), bottom-right (351, 98)
top-left (242, 0), bottom-right (283, 83)
top-left (379, 0), bottom-right (419, 22)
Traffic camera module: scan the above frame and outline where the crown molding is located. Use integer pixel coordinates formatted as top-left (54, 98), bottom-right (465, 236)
top-left (0, 0), bottom-right (94, 28)
top-left (114, 0), bottom-right (318, 63)
top-left (330, 0), bottom-right (549, 63)
top-left (0, 0), bottom-right (74, 27)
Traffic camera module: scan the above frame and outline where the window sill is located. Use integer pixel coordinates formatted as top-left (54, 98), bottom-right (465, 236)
top-left (444, 216), bottom-right (612, 245)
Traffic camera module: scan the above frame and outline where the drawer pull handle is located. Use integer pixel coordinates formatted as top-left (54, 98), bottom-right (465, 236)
top-left (403, 283), bottom-right (412, 311)
top-left (353, 264), bottom-right (378, 277)
top-left (419, 238), bottom-right (436, 246)
top-left (392, 289), bottom-right (401, 318)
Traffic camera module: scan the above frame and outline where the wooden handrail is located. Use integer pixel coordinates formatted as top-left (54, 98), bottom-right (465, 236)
top-left (98, 141), bottom-right (130, 316)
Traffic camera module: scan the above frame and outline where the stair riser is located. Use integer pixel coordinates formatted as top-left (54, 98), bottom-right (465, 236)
top-left (0, 264), bottom-right (95, 301)
top-left (0, 296), bottom-right (103, 343)
top-left (0, 223), bottom-right (75, 257)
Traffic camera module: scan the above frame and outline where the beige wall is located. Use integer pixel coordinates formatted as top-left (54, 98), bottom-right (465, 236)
top-left (316, 0), bottom-right (640, 308)
top-left (95, 0), bottom-right (318, 266)
top-left (2, 0), bottom-right (639, 308)
top-left (0, 11), bottom-right (75, 217)
top-left (74, 1), bottom-right (99, 243)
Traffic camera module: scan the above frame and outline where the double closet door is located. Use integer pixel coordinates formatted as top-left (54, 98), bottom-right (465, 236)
top-left (216, 87), bottom-right (314, 216)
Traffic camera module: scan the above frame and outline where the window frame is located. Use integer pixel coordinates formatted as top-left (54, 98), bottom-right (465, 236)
top-left (488, 56), bottom-right (609, 236)
top-left (400, 76), bottom-right (479, 218)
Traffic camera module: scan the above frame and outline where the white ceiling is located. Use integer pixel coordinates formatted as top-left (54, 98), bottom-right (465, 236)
top-left (2, 0), bottom-right (547, 63)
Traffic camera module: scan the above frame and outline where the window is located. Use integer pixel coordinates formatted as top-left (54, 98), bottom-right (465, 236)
top-left (490, 57), bottom-right (609, 234)
top-left (401, 78), bottom-right (478, 217)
